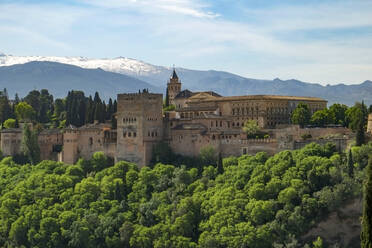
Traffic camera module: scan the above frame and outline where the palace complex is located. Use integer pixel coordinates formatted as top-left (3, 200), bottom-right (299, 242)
top-left (1, 69), bottom-right (366, 167)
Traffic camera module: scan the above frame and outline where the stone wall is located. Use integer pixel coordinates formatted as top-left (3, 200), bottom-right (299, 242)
top-left (116, 92), bottom-right (163, 167)
top-left (0, 129), bottom-right (22, 156)
top-left (38, 130), bottom-right (63, 161)
top-left (368, 113), bottom-right (372, 134)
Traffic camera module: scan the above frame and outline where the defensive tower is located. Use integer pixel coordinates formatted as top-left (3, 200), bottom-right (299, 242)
top-left (116, 90), bottom-right (163, 166)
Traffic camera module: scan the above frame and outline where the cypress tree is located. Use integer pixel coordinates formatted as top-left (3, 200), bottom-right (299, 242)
top-left (217, 152), bottom-right (224, 174)
top-left (361, 158), bottom-right (372, 248)
top-left (86, 96), bottom-right (94, 124)
top-left (165, 87), bottom-right (170, 107)
top-left (347, 149), bottom-right (354, 177)
top-left (114, 100), bottom-right (117, 113)
top-left (107, 98), bottom-right (113, 120)
top-left (111, 115), bottom-right (117, 129)
top-left (21, 124), bottom-right (40, 165)
top-left (356, 117), bottom-right (366, 146)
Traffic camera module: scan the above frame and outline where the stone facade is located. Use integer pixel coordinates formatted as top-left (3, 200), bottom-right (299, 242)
top-left (0, 128), bottom-right (22, 156)
top-left (61, 123), bottom-right (116, 164)
top-left (116, 90), bottom-right (163, 166)
top-left (0, 70), bottom-right (352, 167)
top-left (368, 113), bottom-right (372, 134)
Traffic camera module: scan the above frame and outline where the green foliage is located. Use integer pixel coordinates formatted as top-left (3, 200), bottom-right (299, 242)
top-left (361, 157), bottom-right (372, 248)
top-left (0, 90), bottom-right (13, 125)
top-left (3, 118), bottom-right (16, 129)
top-left (15, 102), bottom-right (36, 121)
top-left (243, 120), bottom-right (261, 137)
top-left (291, 103), bottom-right (311, 128)
top-left (163, 104), bottom-right (175, 112)
top-left (311, 108), bottom-right (335, 127)
top-left (21, 124), bottom-right (40, 165)
top-left (199, 145), bottom-right (217, 166)
top-left (0, 143), bottom-right (368, 247)
top-left (312, 236), bottom-right (324, 248)
top-left (329, 103), bottom-right (348, 126)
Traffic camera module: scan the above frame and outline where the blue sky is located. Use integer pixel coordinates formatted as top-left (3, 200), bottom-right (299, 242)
top-left (1, 0), bottom-right (372, 85)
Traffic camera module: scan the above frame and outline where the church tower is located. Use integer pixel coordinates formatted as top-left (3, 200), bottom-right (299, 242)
top-left (166, 68), bottom-right (181, 106)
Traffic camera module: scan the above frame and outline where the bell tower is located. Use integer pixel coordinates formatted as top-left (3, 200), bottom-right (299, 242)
top-left (166, 68), bottom-right (181, 106)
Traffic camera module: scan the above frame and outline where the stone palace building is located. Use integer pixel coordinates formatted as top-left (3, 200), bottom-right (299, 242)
top-left (1, 69), bottom-right (359, 167)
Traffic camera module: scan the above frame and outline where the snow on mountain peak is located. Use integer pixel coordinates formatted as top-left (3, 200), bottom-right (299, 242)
top-left (0, 54), bottom-right (163, 76)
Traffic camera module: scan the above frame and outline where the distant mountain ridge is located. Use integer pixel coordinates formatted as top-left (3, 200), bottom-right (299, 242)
top-left (0, 53), bottom-right (371, 105)
top-left (0, 61), bottom-right (160, 99)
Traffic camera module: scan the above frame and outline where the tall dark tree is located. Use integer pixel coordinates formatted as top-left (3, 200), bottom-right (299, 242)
top-left (361, 158), bottom-right (372, 248)
top-left (66, 91), bottom-right (86, 127)
top-left (107, 98), bottom-right (114, 120)
top-left (357, 101), bottom-right (367, 146)
top-left (356, 118), bottom-right (366, 146)
top-left (0, 90), bottom-right (13, 124)
top-left (86, 96), bottom-right (94, 124)
top-left (165, 88), bottom-right (170, 107)
top-left (21, 124), bottom-right (40, 165)
top-left (217, 152), bottom-right (224, 174)
top-left (14, 93), bottom-right (20, 105)
top-left (347, 149), bottom-right (354, 177)
top-left (114, 100), bottom-right (117, 113)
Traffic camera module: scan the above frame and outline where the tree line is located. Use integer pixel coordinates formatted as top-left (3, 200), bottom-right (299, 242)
top-left (0, 89), bottom-right (117, 129)
top-left (291, 102), bottom-right (371, 146)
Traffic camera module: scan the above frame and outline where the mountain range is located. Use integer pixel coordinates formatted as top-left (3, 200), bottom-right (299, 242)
top-left (0, 53), bottom-right (371, 105)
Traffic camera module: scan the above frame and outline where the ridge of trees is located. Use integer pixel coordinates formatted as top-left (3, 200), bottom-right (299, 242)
top-left (0, 142), bottom-right (370, 247)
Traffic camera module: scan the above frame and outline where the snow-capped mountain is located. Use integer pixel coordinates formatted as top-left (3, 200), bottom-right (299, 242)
top-left (0, 53), bottom-right (371, 105)
top-left (0, 53), bottom-right (164, 76)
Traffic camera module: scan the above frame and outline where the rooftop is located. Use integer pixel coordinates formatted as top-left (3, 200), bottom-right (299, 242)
top-left (190, 94), bottom-right (327, 102)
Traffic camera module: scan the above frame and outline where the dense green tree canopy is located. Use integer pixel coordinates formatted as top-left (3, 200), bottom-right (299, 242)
top-left (0, 143), bottom-right (368, 247)
top-left (291, 103), bottom-right (311, 127)
top-left (15, 102), bottom-right (36, 121)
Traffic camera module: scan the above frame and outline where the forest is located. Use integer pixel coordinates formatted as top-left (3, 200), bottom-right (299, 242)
top-left (0, 141), bottom-right (371, 247)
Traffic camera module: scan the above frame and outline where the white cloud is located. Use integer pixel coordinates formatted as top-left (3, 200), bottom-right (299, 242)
top-left (0, 0), bottom-right (371, 84)
top-left (80, 0), bottom-right (219, 18)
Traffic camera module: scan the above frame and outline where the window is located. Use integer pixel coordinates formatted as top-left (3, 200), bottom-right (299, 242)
top-left (128, 132), bottom-right (132, 137)
top-left (89, 137), bottom-right (93, 145)
top-left (133, 132), bottom-right (136, 137)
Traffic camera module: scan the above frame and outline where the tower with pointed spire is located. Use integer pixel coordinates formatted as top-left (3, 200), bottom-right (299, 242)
top-left (166, 68), bottom-right (182, 106)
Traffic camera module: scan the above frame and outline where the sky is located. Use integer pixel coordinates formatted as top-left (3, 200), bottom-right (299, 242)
top-left (0, 0), bottom-right (372, 85)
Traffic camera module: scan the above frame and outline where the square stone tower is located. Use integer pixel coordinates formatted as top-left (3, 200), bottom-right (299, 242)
top-left (116, 90), bottom-right (163, 167)
top-left (167, 69), bottom-right (181, 106)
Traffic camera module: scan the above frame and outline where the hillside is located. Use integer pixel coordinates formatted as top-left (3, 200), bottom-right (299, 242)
top-left (0, 142), bottom-right (370, 247)
top-left (1, 53), bottom-right (371, 105)
top-left (0, 61), bottom-right (160, 99)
